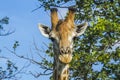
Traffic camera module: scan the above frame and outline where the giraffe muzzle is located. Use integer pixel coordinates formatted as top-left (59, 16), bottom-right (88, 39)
top-left (59, 47), bottom-right (72, 63)
top-left (60, 47), bottom-right (72, 54)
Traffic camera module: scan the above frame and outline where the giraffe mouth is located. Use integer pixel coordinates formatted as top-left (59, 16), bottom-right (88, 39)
top-left (59, 53), bottom-right (72, 64)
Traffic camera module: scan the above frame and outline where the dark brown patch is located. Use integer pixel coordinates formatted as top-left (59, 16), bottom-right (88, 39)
top-left (63, 77), bottom-right (66, 80)
top-left (63, 70), bottom-right (67, 74)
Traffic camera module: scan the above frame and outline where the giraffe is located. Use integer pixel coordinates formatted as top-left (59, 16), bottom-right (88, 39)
top-left (38, 8), bottom-right (88, 80)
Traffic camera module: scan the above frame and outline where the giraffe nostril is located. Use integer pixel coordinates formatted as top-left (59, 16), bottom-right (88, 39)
top-left (60, 47), bottom-right (64, 54)
top-left (66, 47), bottom-right (71, 53)
top-left (60, 47), bottom-right (72, 54)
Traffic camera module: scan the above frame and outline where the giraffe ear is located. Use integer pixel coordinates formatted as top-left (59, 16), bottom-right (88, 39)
top-left (76, 22), bottom-right (88, 36)
top-left (38, 24), bottom-right (50, 38)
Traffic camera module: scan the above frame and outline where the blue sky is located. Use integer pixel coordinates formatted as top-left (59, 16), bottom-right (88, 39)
top-left (0, 0), bottom-right (56, 80)
top-left (0, 0), bottom-right (69, 80)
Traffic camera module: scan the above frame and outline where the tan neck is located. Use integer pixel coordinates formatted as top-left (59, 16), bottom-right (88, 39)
top-left (54, 62), bottom-right (69, 80)
top-left (59, 63), bottom-right (69, 80)
top-left (53, 53), bottom-right (69, 80)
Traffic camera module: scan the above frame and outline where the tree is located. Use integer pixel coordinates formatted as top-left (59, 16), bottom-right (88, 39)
top-left (0, 17), bottom-right (15, 36)
top-left (0, 60), bottom-right (18, 80)
top-left (0, 17), bottom-right (19, 80)
top-left (34, 0), bottom-right (120, 80)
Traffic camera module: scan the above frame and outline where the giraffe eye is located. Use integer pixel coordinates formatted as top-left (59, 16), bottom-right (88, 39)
top-left (73, 37), bottom-right (77, 41)
top-left (50, 37), bottom-right (55, 41)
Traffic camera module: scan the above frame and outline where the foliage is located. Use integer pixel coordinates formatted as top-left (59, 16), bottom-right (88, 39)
top-left (0, 60), bottom-right (18, 80)
top-left (0, 16), bottom-right (15, 36)
top-left (34, 0), bottom-right (120, 80)
top-left (13, 41), bottom-right (20, 51)
top-left (70, 18), bottom-right (120, 80)
top-left (0, 17), bottom-right (19, 80)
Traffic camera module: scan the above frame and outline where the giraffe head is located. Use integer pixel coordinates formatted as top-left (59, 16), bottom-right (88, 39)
top-left (38, 8), bottom-right (88, 64)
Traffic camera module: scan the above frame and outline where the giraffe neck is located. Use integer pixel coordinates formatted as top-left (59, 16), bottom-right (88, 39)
top-left (53, 53), bottom-right (69, 80)
top-left (54, 61), bottom-right (69, 80)
top-left (59, 63), bottom-right (69, 80)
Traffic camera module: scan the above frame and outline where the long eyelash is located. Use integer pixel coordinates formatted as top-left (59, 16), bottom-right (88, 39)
top-left (73, 37), bottom-right (77, 41)
top-left (50, 37), bottom-right (55, 41)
